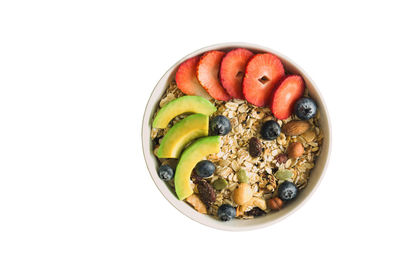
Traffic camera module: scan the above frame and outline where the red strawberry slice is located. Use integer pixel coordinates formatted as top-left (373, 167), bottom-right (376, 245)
top-left (271, 75), bottom-right (305, 119)
top-left (220, 48), bottom-right (254, 99)
top-left (242, 53), bottom-right (285, 107)
top-left (196, 51), bottom-right (231, 101)
top-left (175, 56), bottom-right (211, 99)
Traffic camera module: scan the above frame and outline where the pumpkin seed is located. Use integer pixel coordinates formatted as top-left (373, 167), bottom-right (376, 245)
top-left (237, 169), bottom-right (249, 183)
top-left (212, 178), bottom-right (228, 190)
top-left (275, 169), bottom-right (293, 180)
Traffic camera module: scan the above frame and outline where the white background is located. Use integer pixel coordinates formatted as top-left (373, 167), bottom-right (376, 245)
top-left (1, 0), bottom-right (399, 266)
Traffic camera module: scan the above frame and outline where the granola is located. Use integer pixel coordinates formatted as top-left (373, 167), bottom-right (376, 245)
top-left (151, 81), bottom-right (324, 219)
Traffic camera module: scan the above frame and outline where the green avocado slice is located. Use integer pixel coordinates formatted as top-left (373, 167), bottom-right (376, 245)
top-left (174, 136), bottom-right (220, 200)
top-left (157, 114), bottom-right (209, 158)
top-left (152, 96), bottom-right (216, 129)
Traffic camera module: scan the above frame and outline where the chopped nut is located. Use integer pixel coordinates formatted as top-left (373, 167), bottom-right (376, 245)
top-left (232, 183), bottom-right (253, 205)
top-left (287, 142), bottom-right (305, 159)
top-left (267, 197), bottom-right (283, 210)
top-left (159, 93), bottom-right (176, 108)
top-left (151, 128), bottom-right (158, 139)
top-left (301, 129), bottom-right (316, 142)
top-left (282, 120), bottom-right (311, 136)
top-left (275, 153), bottom-right (288, 164)
top-left (153, 145), bottom-right (159, 156)
top-left (236, 205), bottom-right (246, 217)
top-left (186, 194), bottom-right (207, 214)
top-left (251, 197), bottom-right (267, 210)
top-left (266, 184), bottom-right (275, 192)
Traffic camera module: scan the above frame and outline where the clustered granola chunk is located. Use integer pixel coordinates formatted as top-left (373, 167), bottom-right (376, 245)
top-left (151, 81), bottom-right (323, 219)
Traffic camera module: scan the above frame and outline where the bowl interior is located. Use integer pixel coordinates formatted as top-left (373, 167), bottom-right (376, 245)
top-left (142, 43), bottom-right (330, 231)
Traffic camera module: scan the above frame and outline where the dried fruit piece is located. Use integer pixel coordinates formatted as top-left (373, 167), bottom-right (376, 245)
top-left (249, 137), bottom-right (262, 157)
top-left (191, 170), bottom-right (202, 182)
top-left (267, 197), bottom-right (283, 210)
top-left (186, 194), bottom-right (207, 214)
top-left (212, 178), bottom-right (228, 190)
top-left (275, 169), bottom-right (293, 180)
top-left (196, 180), bottom-right (216, 207)
top-left (287, 142), bottom-right (304, 158)
top-left (275, 153), bottom-right (288, 164)
top-left (237, 169), bottom-right (249, 183)
top-left (282, 120), bottom-right (311, 136)
top-left (245, 207), bottom-right (266, 217)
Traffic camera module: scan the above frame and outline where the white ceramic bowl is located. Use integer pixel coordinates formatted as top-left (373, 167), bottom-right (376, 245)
top-left (142, 43), bottom-right (331, 231)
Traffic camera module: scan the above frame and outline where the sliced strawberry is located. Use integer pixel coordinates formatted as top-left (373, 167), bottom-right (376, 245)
top-left (196, 51), bottom-right (231, 101)
top-left (219, 48), bottom-right (254, 99)
top-left (271, 75), bottom-right (305, 119)
top-left (175, 56), bottom-right (211, 99)
top-left (242, 53), bottom-right (285, 107)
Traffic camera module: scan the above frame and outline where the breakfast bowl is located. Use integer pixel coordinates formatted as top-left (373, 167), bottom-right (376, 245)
top-left (142, 42), bottom-right (331, 231)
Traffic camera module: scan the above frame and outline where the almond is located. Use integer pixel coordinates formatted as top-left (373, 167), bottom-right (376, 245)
top-left (287, 142), bottom-right (304, 158)
top-left (282, 120), bottom-right (311, 136)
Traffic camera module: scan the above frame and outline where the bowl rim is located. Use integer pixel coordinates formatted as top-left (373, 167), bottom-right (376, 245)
top-left (142, 42), bottom-right (332, 231)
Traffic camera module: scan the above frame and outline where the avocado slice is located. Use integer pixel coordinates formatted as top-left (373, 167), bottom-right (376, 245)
top-left (174, 136), bottom-right (220, 200)
top-left (152, 96), bottom-right (216, 129)
top-left (157, 114), bottom-right (209, 158)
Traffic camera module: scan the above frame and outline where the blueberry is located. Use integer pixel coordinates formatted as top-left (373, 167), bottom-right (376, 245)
top-left (210, 115), bottom-right (231, 136)
top-left (217, 204), bottom-right (236, 221)
top-left (260, 120), bottom-right (281, 140)
top-left (195, 160), bottom-right (215, 178)
top-left (278, 181), bottom-right (298, 201)
top-left (158, 165), bottom-right (174, 181)
top-left (294, 97), bottom-right (317, 120)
